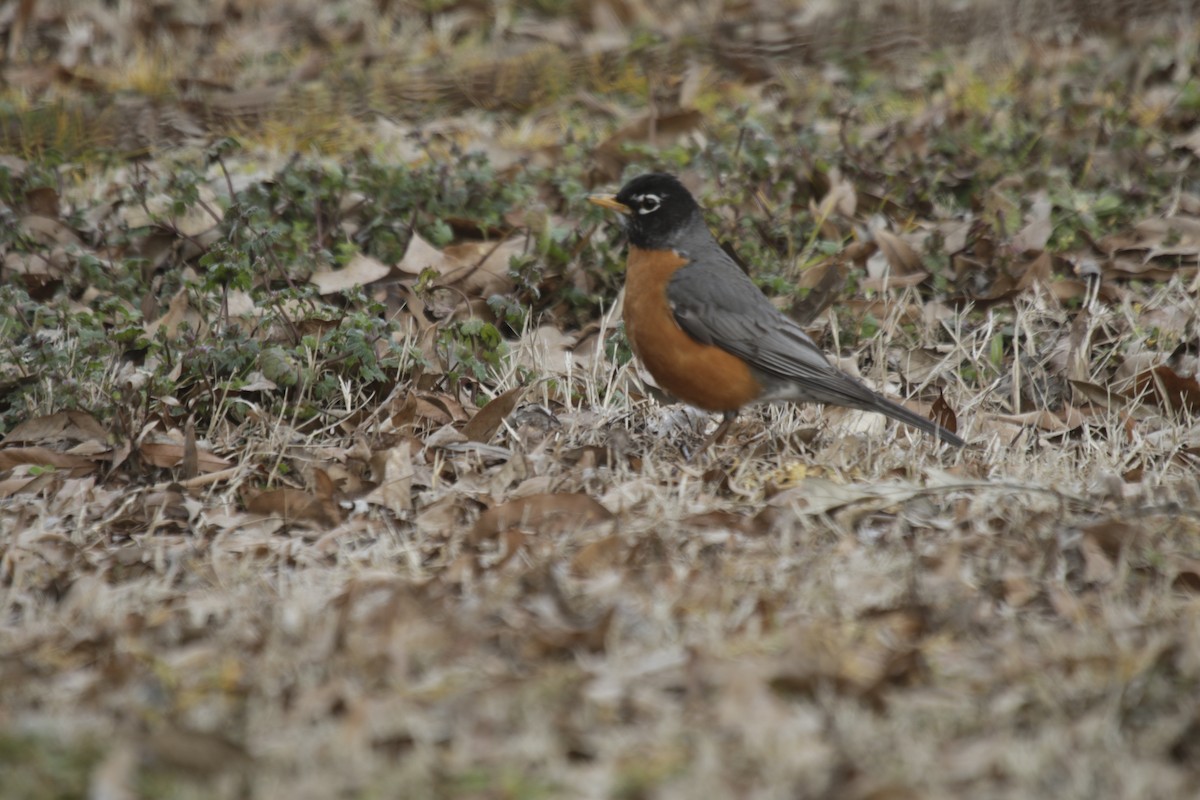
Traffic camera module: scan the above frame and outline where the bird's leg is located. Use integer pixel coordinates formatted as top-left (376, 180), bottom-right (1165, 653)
top-left (709, 410), bottom-right (739, 446)
top-left (688, 410), bottom-right (738, 461)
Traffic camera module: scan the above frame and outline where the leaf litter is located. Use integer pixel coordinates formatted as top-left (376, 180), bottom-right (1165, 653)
top-left (1, 1), bottom-right (1200, 798)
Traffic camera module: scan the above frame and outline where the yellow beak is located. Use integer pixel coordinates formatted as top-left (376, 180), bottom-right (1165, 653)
top-left (587, 194), bottom-right (631, 215)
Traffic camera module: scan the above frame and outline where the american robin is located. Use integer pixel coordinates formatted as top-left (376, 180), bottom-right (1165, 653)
top-left (588, 172), bottom-right (965, 449)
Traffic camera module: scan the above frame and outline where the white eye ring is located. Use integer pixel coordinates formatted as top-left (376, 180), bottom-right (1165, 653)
top-left (634, 193), bottom-right (662, 214)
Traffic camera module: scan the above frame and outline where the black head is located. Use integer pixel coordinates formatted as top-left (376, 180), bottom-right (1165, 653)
top-left (588, 173), bottom-right (703, 249)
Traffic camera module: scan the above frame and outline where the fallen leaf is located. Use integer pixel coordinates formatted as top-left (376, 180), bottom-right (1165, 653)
top-left (0, 446), bottom-right (96, 475)
top-left (470, 493), bottom-right (613, 543)
top-left (2, 410), bottom-right (108, 445)
top-left (139, 440), bottom-right (232, 473)
top-left (19, 214), bottom-right (83, 248)
top-left (25, 186), bottom-right (60, 218)
top-left (1010, 191), bottom-right (1053, 252)
top-left (592, 108), bottom-right (704, 180)
top-left (813, 168), bottom-right (856, 231)
top-left (461, 385), bottom-right (524, 443)
top-left (873, 228), bottom-right (924, 276)
top-left (365, 441), bottom-right (414, 515)
top-left (769, 610), bottom-right (925, 700)
top-left (181, 418), bottom-right (199, 480)
top-left (310, 253), bottom-right (392, 294)
top-left (929, 388), bottom-right (958, 435)
top-left (1132, 365), bottom-right (1200, 414)
top-left (397, 232), bottom-right (523, 297)
top-left (138, 724), bottom-right (253, 777)
top-left (0, 472), bottom-right (56, 498)
top-left (768, 479), bottom-right (921, 519)
top-left (570, 534), bottom-right (623, 576)
top-left (1172, 557), bottom-right (1200, 592)
top-left (144, 289), bottom-right (203, 340)
top-left (1079, 534), bottom-right (1116, 584)
top-left (245, 485), bottom-right (340, 527)
top-left (441, 238), bottom-right (524, 296)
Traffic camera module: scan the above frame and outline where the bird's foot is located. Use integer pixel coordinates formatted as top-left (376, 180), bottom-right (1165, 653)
top-left (683, 410), bottom-right (738, 464)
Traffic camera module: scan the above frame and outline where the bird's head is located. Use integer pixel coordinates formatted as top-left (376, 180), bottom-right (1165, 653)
top-left (588, 172), bottom-right (702, 249)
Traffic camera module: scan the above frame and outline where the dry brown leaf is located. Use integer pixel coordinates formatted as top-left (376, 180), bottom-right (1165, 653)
top-left (181, 418), bottom-right (199, 480)
top-left (518, 325), bottom-right (581, 373)
top-left (1132, 365), bottom-right (1200, 414)
top-left (397, 232), bottom-right (522, 297)
top-left (461, 385), bottom-right (524, 443)
top-left (1047, 277), bottom-right (1127, 305)
top-left (19, 214), bottom-right (83, 248)
top-left (1102, 257), bottom-right (1197, 283)
top-left (1132, 215), bottom-right (1200, 248)
top-left (364, 441), bottom-right (414, 515)
top-left (431, 393), bottom-right (469, 422)
top-left (245, 485), bottom-right (340, 527)
top-left (929, 388), bottom-right (958, 435)
top-left (768, 479), bottom-right (920, 519)
top-left (119, 183), bottom-right (222, 237)
top-left (862, 266), bottom-right (929, 291)
top-left (470, 493), bottom-right (613, 543)
top-left (441, 238), bottom-right (523, 296)
top-left (769, 610), bottom-right (925, 699)
top-left (414, 495), bottom-right (471, 538)
top-left (570, 534), bottom-right (623, 576)
top-left (525, 605), bottom-right (614, 657)
top-left (144, 289), bottom-right (203, 340)
top-left (1171, 557), bottom-right (1200, 592)
top-left (4, 250), bottom-right (66, 299)
top-left (873, 228), bottom-right (924, 276)
top-left (2, 410), bottom-right (108, 445)
top-left (0, 154), bottom-right (28, 179)
top-left (310, 253), bottom-right (392, 295)
top-left (1068, 379), bottom-right (1133, 411)
top-left (678, 510), bottom-right (752, 534)
top-left (139, 440), bottom-right (232, 473)
top-left (0, 473), bottom-right (55, 498)
top-left (790, 257), bottom-right (848, 325)
top-left (25, 186), bottom-right (60, 218)
top-left (1079, 534), bottom-right (1116, 584)
top-left (396, 232), bottom-right (444, 278)
top-left (592, 108), bottom-right (704, 180)
top-left (0, 446), bottom-right (96, 475)
top-left (1046, 584), bottom-right (1086, 624)
top-left (386, 392), bottom-right (420, 430)
top-left (1080, 520), bottom-right (1137, 557)
top-left (1002, 574), bottom-right (1039, 608)
top-left (138, 724), bottom-right (253, 777)
top-left (1015, 250), bottom-right (1053, 290)
top-left (1010, 191), bottom-right (1053, 252)
top-left (423, 425), bottom-right (467, 448)
top-left (142, 485), bottom-right (189, 531)
top-left (413, 396), bottom-right (454, 426)
top-left (813, 168), bottom-right (856, 232)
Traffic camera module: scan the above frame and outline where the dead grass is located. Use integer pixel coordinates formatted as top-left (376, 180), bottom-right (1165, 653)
top-left (2, 1), bottom-right (1200, 799)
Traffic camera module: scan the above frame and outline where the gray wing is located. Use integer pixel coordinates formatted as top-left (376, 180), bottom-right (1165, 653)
top-left (667, 243), bottom-right (964, 446)
top-left (666, 245), bottom-right (871, 407)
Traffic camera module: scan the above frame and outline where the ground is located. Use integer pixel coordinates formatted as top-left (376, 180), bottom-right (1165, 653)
top-left (2, 1), bottom-right (1200, 798)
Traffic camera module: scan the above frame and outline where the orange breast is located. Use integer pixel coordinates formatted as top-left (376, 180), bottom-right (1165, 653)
top-left (622, 246), bottom-right (762, 413)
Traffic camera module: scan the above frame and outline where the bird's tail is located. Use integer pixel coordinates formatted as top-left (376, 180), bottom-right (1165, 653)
top-left (870, 394), bottom-right (966, 447)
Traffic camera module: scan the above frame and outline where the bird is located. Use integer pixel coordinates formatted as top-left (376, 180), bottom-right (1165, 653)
top-left (587, 172), bottom-right (965, 451)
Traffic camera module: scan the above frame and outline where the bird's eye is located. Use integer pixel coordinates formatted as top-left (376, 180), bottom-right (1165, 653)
top-left (634, 194), bottom-right (662, 214)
